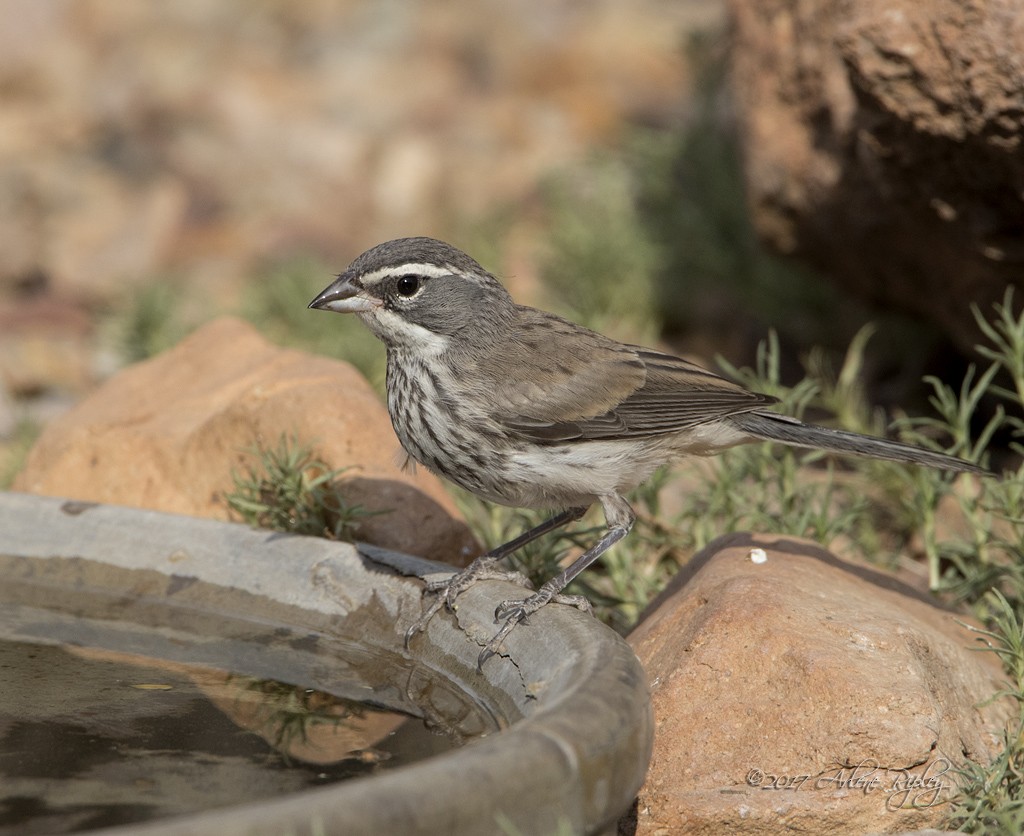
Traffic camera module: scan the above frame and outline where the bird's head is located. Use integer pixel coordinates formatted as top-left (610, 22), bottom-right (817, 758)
top-left (309, 237), bottom-right (515, 352)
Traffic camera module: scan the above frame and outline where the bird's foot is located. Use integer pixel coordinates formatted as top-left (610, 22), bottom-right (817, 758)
top-left (403, 556), bottom-right (533, 647)
top-left (476, 587), bottom-right (592, 669)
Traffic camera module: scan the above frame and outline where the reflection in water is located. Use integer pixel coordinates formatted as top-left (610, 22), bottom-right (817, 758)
top-left (0, 638), bottom-right (482, 834)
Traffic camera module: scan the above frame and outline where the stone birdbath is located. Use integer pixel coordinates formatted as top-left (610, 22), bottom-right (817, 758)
top-left (0, 491), bottom-right (653, 835)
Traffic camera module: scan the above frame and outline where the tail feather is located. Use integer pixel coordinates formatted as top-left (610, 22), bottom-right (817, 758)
top-left (730, 411), bottom-right (989, 476)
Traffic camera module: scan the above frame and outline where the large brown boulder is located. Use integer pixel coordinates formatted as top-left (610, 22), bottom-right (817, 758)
top-left (13, 316), bottom-right (479, 565)
top-left (629, 532), bottom-right (1010, 835)
top-left (728, 0), bottom-right (1024, 349)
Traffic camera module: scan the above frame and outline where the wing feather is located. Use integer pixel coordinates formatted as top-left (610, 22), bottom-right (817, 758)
top-left (478, 308), bottom-right (775, 443)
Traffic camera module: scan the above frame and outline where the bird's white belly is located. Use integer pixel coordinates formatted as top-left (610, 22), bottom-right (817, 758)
top-left (502, 420), bottom-right (751, 507)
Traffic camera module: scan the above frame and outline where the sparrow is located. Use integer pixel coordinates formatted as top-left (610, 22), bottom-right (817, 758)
top-left (309, 237), bottom-right (987, 667)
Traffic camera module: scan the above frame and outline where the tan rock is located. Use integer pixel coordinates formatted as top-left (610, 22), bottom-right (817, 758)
top-left (13, 316), bottom-right (479, 566)
top-left (629, 532), bottom-right (1010, 835)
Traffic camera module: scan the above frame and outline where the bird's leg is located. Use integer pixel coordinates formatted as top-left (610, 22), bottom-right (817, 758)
top-left (479, 495), bottom-right (636, 668)
top-left (404, 506), bottom-right (588, 647)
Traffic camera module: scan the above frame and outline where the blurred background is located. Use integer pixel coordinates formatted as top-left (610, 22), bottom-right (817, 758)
top-left (1, 0), bottom-right (1021, 484)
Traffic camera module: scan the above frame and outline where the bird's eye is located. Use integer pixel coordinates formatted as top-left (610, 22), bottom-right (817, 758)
top-left (395, 275), bottom-right (421, 297)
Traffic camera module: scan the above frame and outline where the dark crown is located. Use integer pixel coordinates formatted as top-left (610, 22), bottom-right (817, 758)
top-left (348, 237), bottom-right (490, 279)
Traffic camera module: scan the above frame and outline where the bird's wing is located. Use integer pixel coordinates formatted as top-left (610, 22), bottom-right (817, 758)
top-left (479, 309), bottom-right (775, 443)
top-left (594, 348), bottom-right (777, 437)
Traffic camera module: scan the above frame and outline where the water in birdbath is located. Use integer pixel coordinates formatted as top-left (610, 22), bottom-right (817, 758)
top-left (0, 571), bottom-right (498, 835)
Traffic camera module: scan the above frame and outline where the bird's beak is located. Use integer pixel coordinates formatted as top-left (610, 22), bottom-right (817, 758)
top-left (308, 275), bottom-right (380, 313)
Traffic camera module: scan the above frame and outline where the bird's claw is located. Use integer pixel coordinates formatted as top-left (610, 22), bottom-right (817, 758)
top-left (404, 557), bottom-right (534, 649)
top-left (405, 559), bottom-right (594, 671)
top-left (422, 564), bottom-right (531, 608)
top-left (475, 591), bottom-right (593, 669)
top-left (493, 591), bottom-right (591, 622)
top-left (403, 594), bottom-right (447, 648)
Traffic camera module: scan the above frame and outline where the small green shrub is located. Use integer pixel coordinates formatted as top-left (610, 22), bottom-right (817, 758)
top-left (225, 435), bottom-right (371, 541)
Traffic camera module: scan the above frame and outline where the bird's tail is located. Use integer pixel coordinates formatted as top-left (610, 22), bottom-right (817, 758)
top-left (731, 411), bottom-right (989, 475)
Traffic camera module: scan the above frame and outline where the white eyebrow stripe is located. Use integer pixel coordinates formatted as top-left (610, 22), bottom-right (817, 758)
top-left (358, 263), bottom-right (456, 286)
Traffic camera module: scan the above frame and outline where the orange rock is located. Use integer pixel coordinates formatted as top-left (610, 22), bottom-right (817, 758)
top-left (629, 532), bottom-right (1011, 835)
top-left (13, 316), bottom-right (479, 566)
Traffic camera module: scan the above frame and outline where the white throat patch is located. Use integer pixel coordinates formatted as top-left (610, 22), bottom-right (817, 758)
top-left (364, 307), bottom-right (451, 354)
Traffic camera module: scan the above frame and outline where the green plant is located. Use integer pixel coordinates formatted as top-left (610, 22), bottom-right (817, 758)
top-left (894, 293), bottom-right (1023, 600)
top-left (225, 435), bottom-right (370, 541)
top-left (537, 156), bottom-right (662, 343)
top-left (668, 330), bottom-right (879, 558)
top-left (0, 417), bottom-right (40, 489)
top-left (947, 591), bottom-right (1024, 833)
top-left (106, 279), bottom-right (191, 363)
top-left (976, 289), bottom-right (1024, 427)
top-left (877, 363), bottom-right (1000, 589)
